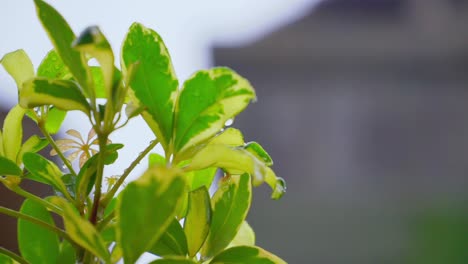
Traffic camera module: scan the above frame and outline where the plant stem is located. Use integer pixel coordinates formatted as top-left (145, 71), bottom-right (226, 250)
top-left (89, 132), bottom-right (109, 224)
top-left (101, 139), bottom-right (159, 206)
top-left (0, 206), bottom-right (77, 248)
top-left (0, 247), bottom-right (29, 264)
top-left (12, 187), bottom-right (63, 215)
top-left (38, 124), bottom-right (77, 177)
top-left (97, 211), bottom-right (114, 231)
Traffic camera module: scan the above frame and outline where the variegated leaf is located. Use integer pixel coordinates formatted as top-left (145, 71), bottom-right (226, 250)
top-left (209, 246), bottom-right (286, 264)
top-left (0, 49), bottom-right (35, 90)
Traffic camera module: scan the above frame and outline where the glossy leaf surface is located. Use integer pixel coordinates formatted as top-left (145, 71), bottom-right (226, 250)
top-left (185, 186), bottom-right (211, 257)
top-left (34, 0), bottom-right (89, 92)
top-left (209, 246), bottom-right (286, 264)
top-left (122, 22), bottom-right (178, 152)
top-left (174, 67), bottom-right (255, 156)
top-left (201, 174), bottom-right (252, 258)
top-left (20, 78), bottom-right (89, 113)
top-left (117, 166), bottom-right (186, 263)
top-left (18, 199), bottom-right (60, 264)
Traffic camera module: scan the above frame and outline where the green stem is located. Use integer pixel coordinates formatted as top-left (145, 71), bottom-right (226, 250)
top-left (97, 211), bottom-right (114, 231)
top-left (89, 132), bottom-right (109, 224)
top-left (0, 247), bottom-right (29, 264)
top-left (101, 139), bottom-right (159, 206)
top-left (0, 206), bottom-right (77, 248)
top-left (39, 124), bottom-right (77, 177)
top-left (12, 187), bottom-right (62, 215)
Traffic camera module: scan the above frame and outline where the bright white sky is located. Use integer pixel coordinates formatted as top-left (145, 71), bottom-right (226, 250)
top-left (1, 1), bottom-right (319, 261)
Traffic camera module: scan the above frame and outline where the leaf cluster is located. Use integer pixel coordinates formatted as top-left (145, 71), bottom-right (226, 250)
top-left (0, 1), bottom-right (286, 263)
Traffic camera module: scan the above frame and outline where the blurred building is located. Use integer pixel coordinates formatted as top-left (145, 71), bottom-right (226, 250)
top-left (214, 0), bottom-right (468, 263)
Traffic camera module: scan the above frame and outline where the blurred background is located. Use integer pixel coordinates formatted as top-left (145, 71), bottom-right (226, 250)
top-left (2, 0), bottom-right (468, 263)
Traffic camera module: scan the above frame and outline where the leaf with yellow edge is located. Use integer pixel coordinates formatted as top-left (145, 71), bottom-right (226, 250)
top-left (16, 135), bottom-right (48, 165)
top-left (184, 186), bottom-right (211, 257)
top-left (20, 78), bottom-right (90, 114)
top-left (49, 197), bottom-right (110, 263)
top-left (0, 49), bottom-right (35, 90)
top-left (209, 246), bottom-right (286, 264)
top-left (174, 67), bottom-right (256, 158)
top-left (117, 166), bottom-right (187, 264)
top-left (227, 221), bottom-right (255, 248)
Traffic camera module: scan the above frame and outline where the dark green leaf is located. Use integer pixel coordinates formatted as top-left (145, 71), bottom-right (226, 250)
top-left (49, 197), bottom-right (110, 262)
top-left (18, 199), bottom-right (60, 264)
top-left (0, 254), bottom-right (15, 264)
top-left (122, 22), bottom-right (179, 152)
top-left (184, 186), bottom-right (211, 257)
top-left (201, 174), bottom-right (252, 258)
top-left (0, 156), bottom-right (22, 176)
top-left (56, 241), bottom-right (76, 264)
top-left (0, 49), bottom-right (35, 90)
top-left (209, 246), bottom-right (286, 264)
top-left (117, 166), bottom-right (186, 263)
top-left (174, 67), bottom-right (255, 156)
top-left (34, 0), bottom-right (89, 93)
top-left (20, 78), bottom-right (90, 113)
top-left (149, 219), bottom-right (188, 257)
top-left (75, 155), bottom-right (98, 201)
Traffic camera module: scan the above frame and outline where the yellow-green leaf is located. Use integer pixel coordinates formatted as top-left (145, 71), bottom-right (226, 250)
top-left (201, 174), bottom-right (252, 258)
top-left (74, 26), bottom-right (115, 99)
top-left (117, 166), bottom-right (186, 263)
top-left (20, 78), bottom-right (90, 113)
top-left (3, 105), bottom-right (26, 161)
top-left (228, 221), bottom-right (255, 248)
top-left (184, 186), bottom-right (212, 257)
top-left (49, 197), bottom-right (110, 262)
top-left (122, 22), bottom-right (178, 152)
top-left (209, 246), bottom-right (286, 264)
top-left (34, 0), bottom-right (90, 94)
top-left (18, 199), bottom-right (60, 264)
top-left (149, 257), bottom-right (198, 264)
top-left (0, 129), bottom-right (4, 156)
top-left (0, 49), bottom-right (35, 90)
top-left (37, 50), bottom-right (71, 80)
top-left (174, 67), bottom-right (255, 157)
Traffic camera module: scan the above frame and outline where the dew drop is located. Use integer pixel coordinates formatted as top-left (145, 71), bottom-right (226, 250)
top-left (62, 164), bottom-right (67, 169)
top-left (224, 119), bottom-right (234, 127)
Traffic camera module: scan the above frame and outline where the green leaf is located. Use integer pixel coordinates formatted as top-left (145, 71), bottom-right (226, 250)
top-left (209, 128), bottom-right (245, 147)
top-left (117, 166), bottom-right (187, 263)
top-left (188, 145), bottom-right (285, 200)
top-left (90, 66), bottom-right (106, 98)
top-left (0, 130), bottom-right (3, 156)
top-left (149, 153), bottom-right (166, 167)
top-left (22, 153), bottom-right (70, 199)
top-left (0, 254), bottom-right (15, 264)
top-left (0, 49), bottom-right (35, 90)
top-left (20, 78), bottom-right (90, 113)
top-left (3, 105), bottom-right (26, 161)
top-left (18, 199), bottom-right (60, 264)
top-left (122, 22), bottom-right (178, 152)
top-left (209, 246), bottom-right (286, 264)
top-left (149, 257), bottom-right (198, 264)
top-left (184, 186), bottom-right (212, 257)
top-left (149, 219), bottom-right (188, 257)
top-left (75, 155), bottom-right (98, 201)
top-left (44, 107), bottom-right (66, 134)
top-left (56, 241), bottom-right (76, 264)
top-left (49, 197), bottom-right (110, 262)
top-left (0, 156), bottom-right (22, 176)
top-left (244, 142), bottom-right (273, 166)
top-left (37, 50), bottom-right (71, 79)
top-left (34, 0), bottom-right (89, 93)
top-left (16, 135), bottom-right (48, 165)
top-left (201, 174), bottom-right (252, 258)
top-left (74, 26), bottom-right (115, 99)
top-left (228, 221), bottom-right (255, 248)
top-left (174, 67), bottom-right (255, 156)
top-left (186, 167), bottom-right (217, 191)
